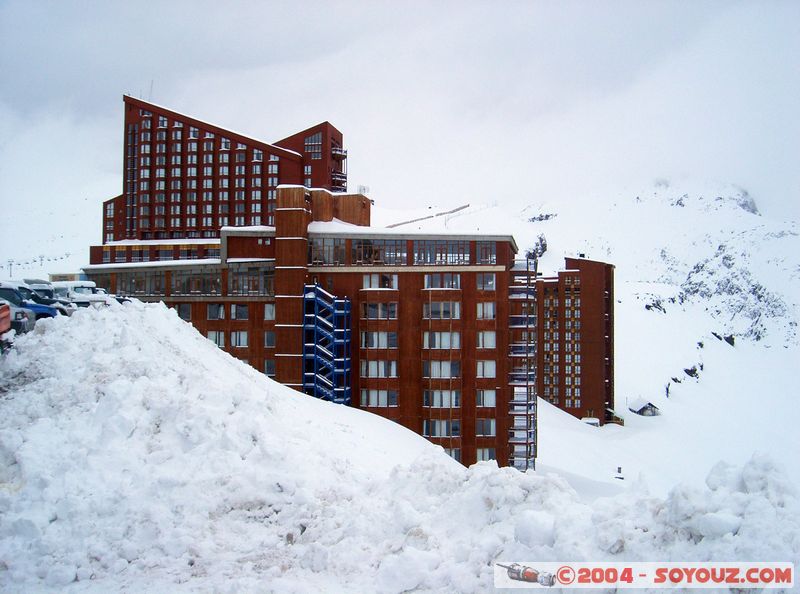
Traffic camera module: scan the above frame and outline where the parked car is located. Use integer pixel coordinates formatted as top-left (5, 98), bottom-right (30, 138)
top-left (23, 278), bottom-right (78, 315)
top-left (3, 280), bottom-right (72, 316)
top-left (0, 298), bottom-right (36, 334)
top-left (91, 286), bottom-right (131, 304)
top-left (51, 280), bottom-right (111, 308)
top-left (0, 284), bottom-right (59, 319)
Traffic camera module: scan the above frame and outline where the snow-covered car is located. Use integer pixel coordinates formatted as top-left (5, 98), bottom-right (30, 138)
top-left (23, 278), bottom-right (78, 315)
top-left (52, 280), bottom-right (112, 308)
top-left (3, 280), bottom-right (72, 316)
top-left (0, 283), bottom-right (59, 319)
top-left (90, 285), bottom-right (130, 304)
top-left (0, 297), bottom-right (35, 334)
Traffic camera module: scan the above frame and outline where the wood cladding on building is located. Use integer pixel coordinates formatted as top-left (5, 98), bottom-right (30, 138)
top-left (86, 99), bottom-right (615, 470)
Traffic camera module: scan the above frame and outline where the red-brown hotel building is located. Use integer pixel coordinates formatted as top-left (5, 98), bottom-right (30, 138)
top-left (84, 97), bottom-right (615, 469)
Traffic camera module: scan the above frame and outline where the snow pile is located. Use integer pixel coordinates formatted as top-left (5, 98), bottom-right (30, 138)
top-left (1, 303), bottom-right (799, 592)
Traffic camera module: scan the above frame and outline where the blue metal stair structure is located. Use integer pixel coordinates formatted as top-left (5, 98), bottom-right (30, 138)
top-left (302, 284), bottom-right (352, 404)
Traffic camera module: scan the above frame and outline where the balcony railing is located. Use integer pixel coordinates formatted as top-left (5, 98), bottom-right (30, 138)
top-left (509, 343), bottom-right (536, 357)
top-left (508, 429), bottom-right (536, 444)
top-left (508, 286), bottom-right (536, 299)
top-left (509, 402), bottom-right (535, 415)
top-left (509, 315), bottom-right (536, 328)
top-left (331, 147), bottom-right (347, 158)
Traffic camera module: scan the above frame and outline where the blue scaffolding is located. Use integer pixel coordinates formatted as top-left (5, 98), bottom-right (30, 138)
top-left (302, 284), bottom-right (352, 404)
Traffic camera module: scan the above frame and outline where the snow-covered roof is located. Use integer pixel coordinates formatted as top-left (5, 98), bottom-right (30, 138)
top-left (307, 218), bottom-right (518, 250)
top-left (83, 258), bottom-right (222, 271)
top-left (226, 258), bottom-right (275, 264)
top-left (104, 238), bottom-right (220, 246)
top-left (220, 225), bottom-right (276, 235)
top-left (276, 184), bottom-right (368, 198)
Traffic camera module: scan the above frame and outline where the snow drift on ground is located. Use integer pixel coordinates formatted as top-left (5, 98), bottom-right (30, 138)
top-left (1, 303), bottom-right (799, 592)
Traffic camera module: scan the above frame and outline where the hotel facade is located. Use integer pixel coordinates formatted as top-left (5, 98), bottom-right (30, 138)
top-left (85, 98), bottom-right (615, 469)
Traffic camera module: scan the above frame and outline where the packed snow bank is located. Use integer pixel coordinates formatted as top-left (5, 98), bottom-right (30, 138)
top-left (1, 304), bottom-right (799, 592)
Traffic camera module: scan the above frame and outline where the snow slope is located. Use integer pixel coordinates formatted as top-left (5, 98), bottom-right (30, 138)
top-left (1, 303), bottom-right (798, 592)
top-left (382, 179), bottom-right (800, 493)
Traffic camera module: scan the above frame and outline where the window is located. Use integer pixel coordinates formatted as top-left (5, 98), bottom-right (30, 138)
top-left (476, 389), bottom-right (496, 407)
top-left (475, 418), bottom-right (496, 437)
top-left (171, 270), bottom-right (222, 296)
top-left (253, 149), bottom-right (263, 161)
top-left (422, 419), bottom-right (460, 437)
top-left (308, 238), bottom-right (346, 266)
top-left (477, 331), bottom-right (496, 349)
top-left (476, 448), bottom-right (496, 461)
top-left (476, 241), bottom-right (496, 264)
top-left (304, 132), bottom-right (322, 159)
top-left (422, 301), bottom-right (460, 319)
top-left (360, 360), bottom-right (397, 378)
top-left (231, 331), bottom-right (248, 348)
top-left (423, 390), bottom-right (460, 408)
top-left (264, 331), bottom-right (276, 348)
top-left (264, 359), bottom-right (276, 377)
top-left (362, 273), bottom-right (398, 289)
top-left (413, 240), bottom-right (470, 265)
top-left (114, 270), bottom-right (165, 296)
top-left (231, 304), bottom-right (249, 320)
top-left (477, 273), bottom-right (496, 291)
top-left (174, 304), bottom-right (191, 321)
top-left (477, 360), bottom-right (496, 378)
top-left (360, 389), bottom-right (399, 408)
top-left (207, 331), bottom-right (225, 348)
top-left (360, 331), bottom-right (398, 349)
top-left (424, 273), bottom-right (460, 289)
top-left (207, 303), bottom-right (225, 320)
top-left (477, 302), bottom-right (496, 320)
top-left (361, 302), bottom-right (397, 319)
top-left (228, 265), bottom-right (274, 296)
top-left (422, 331), bottom-right (460, 349)
top-left (352, 239), bottom-right (407, 266)
top-left (422, 360), bottom-right (460, 378)
top-left (444, 448), bottom-right (461, 462)
top-left (264, 303), bottom-right (275, 320)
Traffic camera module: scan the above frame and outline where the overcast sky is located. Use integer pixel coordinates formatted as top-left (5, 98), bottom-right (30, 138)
top-left (1, 0), bottom-right (798, 273)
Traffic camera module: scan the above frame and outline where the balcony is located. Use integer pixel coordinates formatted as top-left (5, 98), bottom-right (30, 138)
top-left (509, 402), bottom-right (535, 415)
top-left (331, 171), bottom-right (347, 192)
top-left (509, 315), bottom-right (536, 328)
top-left (509, 343), bottom-right (536, 357)
top-left (331, 146), bottom-right (347, 159)
top-left (509, 369), bottom-right (536, 385)
top-left (508, 429), bottom-right (536, 444)
top-left (508, 285), bottom-right (536, 299)
top-left (509, 456), bottom-right (536, 471)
